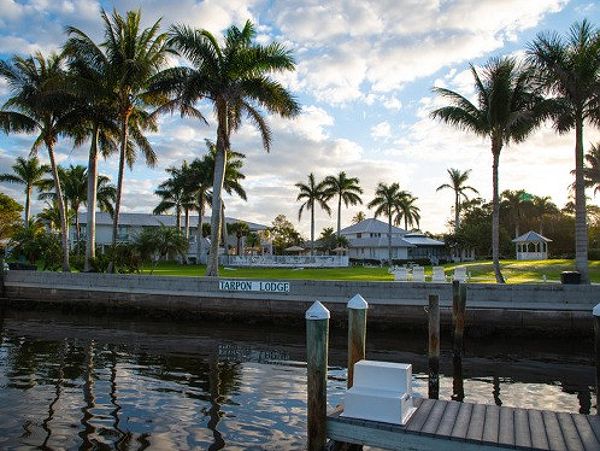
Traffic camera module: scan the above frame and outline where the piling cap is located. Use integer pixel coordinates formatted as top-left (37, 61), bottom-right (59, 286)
top-left (306, 301), bottom-right (330, 320)
top-left (594, 303), bottom-right (600, 317)
top-left (347, 294), bottom-right (368, 310)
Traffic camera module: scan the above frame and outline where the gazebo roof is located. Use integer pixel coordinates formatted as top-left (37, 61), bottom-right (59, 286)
top-left (512, 230), bottom-right (552, 243)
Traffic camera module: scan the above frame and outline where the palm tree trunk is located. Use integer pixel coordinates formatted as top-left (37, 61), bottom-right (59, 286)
top-left (491, 143), bottom-right (505, 283)
top-left (109, 111), bottom-right (131, 272)
top-left (176, 207), bottom-right (181, 230)
top-left (574, 115), bottom-right (589, 283)
top-left (454, 191), bottom-right (460, 231)
top-left (197, 196), bottom-right (204, 264)
top-left (388, 209), bottom-right (392, 266)
top-left (337, 194), bottom-right (342, 238)
top-left (47, 140), bottom-right (70, 272)
top-left (206, 104), bottom-right (228, 277)
top-left (85, 126), bottom-right (99, 272)
top-left (405, 216), bottom-right (408, 231)
top-left (75, 206), bottom-right (81, 243)
top-left (25, 185), bottom-right (31, 225)
top-left (185, 208), bottom-right (190, 239)
top-left (310, 202), bottom-right (315, 256)
top-left (220, 201), bottom-right (226, 246)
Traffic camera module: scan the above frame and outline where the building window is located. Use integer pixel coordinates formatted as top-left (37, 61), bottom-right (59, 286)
top-left (357, 233), bottom-right (362, 238)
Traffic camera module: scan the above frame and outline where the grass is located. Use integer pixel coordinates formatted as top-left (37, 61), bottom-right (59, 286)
top-left (140, 259), bottom-right (600, 283)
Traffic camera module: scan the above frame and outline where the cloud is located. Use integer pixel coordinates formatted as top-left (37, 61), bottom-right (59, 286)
top-left (370, 121), bottom-right (392, 140)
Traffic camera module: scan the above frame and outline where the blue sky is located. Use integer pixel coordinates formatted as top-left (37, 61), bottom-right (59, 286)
top-left (1, 0), bottom-right (600, 236)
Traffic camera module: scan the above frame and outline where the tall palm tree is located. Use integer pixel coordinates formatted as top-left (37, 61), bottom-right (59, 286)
top-left (431, 57), bottom-right (549, 283)
top-left (501, 189), bottom-right (531, 238)
top-left (150, 20), bottom-right (300, 276)
top-left (296, 173), bottom-right (331, 256)
top-left (97, 9), bottom-right (170, 268)
top-left (63, 21), bottom-right (120, 271)
top-left (0, 52), bottom-right (76, 271)
top-left (436, 168), bottom-right (479, 231)
top-left (0, 156), bottom-right (49, 223)
top-left (395, 191), bottom-right (421, 231)
top-left (368, 182), bottom-right (403, 265)
top-left (528, 20), bottom-right (600, 283)
top-left (229, 221), bottom-right (250, 255)
top-left (186, 157), bottom-right (212, 263)
top-left (323, 172), bottom-right (363, 238)
top-left (578, 144), bottom-right (600, 197)
top-left (352, 211), bottom-right (366, 224)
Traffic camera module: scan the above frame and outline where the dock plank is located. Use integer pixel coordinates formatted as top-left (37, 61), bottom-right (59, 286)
top-left (542, 410), bottom-right (567, 451)
top-left (436, 401), bottom-right (461, 436)
top-left (450, 402), bottom-right (473, 440)
top-left (528, 409), bottom-right (549, 450)
top-left (571, 414), bottom-right (600, 451)
top-left (406, 398), bottom-right (436, 433)
top-left (556, 412), bottom-right (584, 451)
top-left (466, 403), bottom-right (486, 442)
top-left (482, 404), bottom-right (500, 444)
top-left (421, 400), bottom-right (448, 436)
top-left (514, 408), bottom-right (531, 449)
top-left (498, 406), bottom-right (515, 447)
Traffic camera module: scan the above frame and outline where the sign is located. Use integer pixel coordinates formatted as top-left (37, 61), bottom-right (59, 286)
top-left (219, 280), bottom-right (290, 293)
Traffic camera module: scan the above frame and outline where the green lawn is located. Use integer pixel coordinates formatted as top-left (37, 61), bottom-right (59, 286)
top-left (140, 259), bottom-right (600, 283)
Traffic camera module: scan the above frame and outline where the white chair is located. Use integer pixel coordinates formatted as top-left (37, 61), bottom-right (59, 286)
top-left (412, 266), bottom-right (425, 282)
top-left (453, 267), bottom-right (467, 282)
top-left (431, 266), bottom-right (447, 282)
top-left (393, 267), bottom-right (409, 282)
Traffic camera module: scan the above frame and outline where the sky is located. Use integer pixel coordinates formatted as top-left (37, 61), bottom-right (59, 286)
top-left (1, 0), bottom-right (600, 237)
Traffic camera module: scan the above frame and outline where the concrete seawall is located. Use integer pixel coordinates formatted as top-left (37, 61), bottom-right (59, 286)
top-left (2, 271), bottom-right (598, 334)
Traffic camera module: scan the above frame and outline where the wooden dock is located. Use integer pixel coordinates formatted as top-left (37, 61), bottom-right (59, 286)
top-left (327, 398), bottom-right (600, 450)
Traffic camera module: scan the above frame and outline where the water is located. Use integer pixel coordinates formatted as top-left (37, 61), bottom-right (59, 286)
top-left (0, 309), bottom-right (594, 450)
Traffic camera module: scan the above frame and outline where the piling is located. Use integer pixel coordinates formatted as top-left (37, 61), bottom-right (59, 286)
top-left (452, 281), bottom-right (466, 360)
top-left (428, 294), bottom-right (440, 399)
top-left (306, 301), bottom-right (330, 450)
top-left (347, 294), bottom-right (368, 389)
top-left (594, 303), bottom-right (600, 414)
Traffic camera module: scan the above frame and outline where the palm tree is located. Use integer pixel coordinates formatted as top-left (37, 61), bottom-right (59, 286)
top-left (0, 52), bottom-right (76, 271)
top-left (323, 172), bottom-right (363, 238)
top-left (0, 156), bottom-right (49, 223)
top-left (296, 173), bottom-right (331, 256)
top-left (532, 195), bottom-right (558, 235)
top-left (578, 144), bottom-right (600, 196)
top-left (368, 182), bottom-right (403, 265)
top-left (395, 192), bottom-right (421, 231)
top-left (431, 57), bottom-right (549, 283)
top-left (501, 189), bottom-right (530, 238)
top-left (97, 9), bottom-right (170, 268)
top-left (528, 20), bottom-right (600, 283)
top-left (245, 232), bottom-right (261, 256)
top-left (151, 20), bottom-right (300, 276)
top-left (436, 168), bottom-right (479, 231)
top-left (185, 157), bottom-right (212, 263)
top-left (352, 211), bottom-right (366, 224)
top-left (228, 221), bottom-right (250, 255)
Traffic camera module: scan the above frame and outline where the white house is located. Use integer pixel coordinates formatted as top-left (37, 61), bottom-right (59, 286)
top-left (71, 212), bottom-right (271, 263)
top-left (340, 218), bottom-right (446, 263)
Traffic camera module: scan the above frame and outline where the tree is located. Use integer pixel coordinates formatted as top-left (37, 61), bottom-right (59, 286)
top-left (0, 192), bottom-right (23, 246)
top-left (501, 189), bottom-right (531, 238)
top-left (368, 182), bottom-right (403, 265)
top-left (578, 144), bottom-right (600, 197)
top-left (435, 168), bottom-right (479, 231)
top-left (323, 172), bottom-right (362, 238)
top-left (352, 211), bottom-right (366, 224)
top-left (270, 214), bottom-right (302, 254)
top-left (431, 57), bottom-right (549, 283)
top-left (37, 200), bottom-right (75, 233)
top-left (296, 173), bottom-right (331, 256)
top-left (395, 191), bottom-right (421, 231)
top-left (528, 20), bottom-right (600, 283)
top-left (318, 227), bottom-right (337, 253)
top-left (151, 20), bottom-right (300, 276)
top-left (96, 9), bottom-right (170, 271)
top-left (0, 52), bottom-right (76, 271)
top-left (0, 156), bottom-right (49, 224)
top-left (228, 221), bottom-right (250, 255)
top-left (185, 157), bottom-right (212, 263)
top-left (245, 232), bottom-right (261, 256)
top-left (135, 226), bottom-right (189, 274)
top-left (532, 195), bottom-right (558, 235)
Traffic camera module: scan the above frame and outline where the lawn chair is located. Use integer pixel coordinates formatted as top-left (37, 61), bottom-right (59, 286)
top-left (453, 267), bottom-right (467, 282)
top-left (412, 266), bottom-right (425, 282)
top-left (431, 266), bottom-right (447, 283)
top-left (393, 267), bottom-right (409, 282)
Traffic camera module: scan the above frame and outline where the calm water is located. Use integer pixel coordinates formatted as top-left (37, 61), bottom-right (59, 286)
top-left (0, 309), bottom-right (595, 450)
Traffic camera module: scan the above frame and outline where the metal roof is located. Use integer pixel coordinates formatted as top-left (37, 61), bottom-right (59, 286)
top-left (340, 218), bottom-right (407, 236)
top-left (403, 233), bottom-right (445, 246)
top-left (347, 237), bottom-right (415, 248)
top-left (512, 230), bottom-right (552, 243)
top-left (75, 212), bottom-right (268, 231)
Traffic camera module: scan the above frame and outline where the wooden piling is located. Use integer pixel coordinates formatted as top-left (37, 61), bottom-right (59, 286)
top-left (306, 301), bottom-right (330, 450)
top-left (428, 294), bottom-right (440, 399)
top-left (594, 304), bottom-right (600, 415)
top-left (452, 281), bottom-right (467, 360)
top-left (347, 294), bottom-right (368, 389)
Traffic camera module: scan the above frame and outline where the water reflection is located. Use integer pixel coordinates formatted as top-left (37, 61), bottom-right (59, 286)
top-left (0, 309), bottom-right (595, 450)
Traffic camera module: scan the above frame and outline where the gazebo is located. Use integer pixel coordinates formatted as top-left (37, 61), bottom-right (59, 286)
top-left (512, 231), bottom-right (552, 260)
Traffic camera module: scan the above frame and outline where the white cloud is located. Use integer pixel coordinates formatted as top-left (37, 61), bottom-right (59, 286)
top-left (370, 121), bottom-right (392, 140)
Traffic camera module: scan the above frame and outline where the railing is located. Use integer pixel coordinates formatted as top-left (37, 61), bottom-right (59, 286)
top-left (220, 255), bottom-right (349, 268)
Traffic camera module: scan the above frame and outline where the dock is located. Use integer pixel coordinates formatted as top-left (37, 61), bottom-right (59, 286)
top-left (327, 398), bottom-right (600, 450)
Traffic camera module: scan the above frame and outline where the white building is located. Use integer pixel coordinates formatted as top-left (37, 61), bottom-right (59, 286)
top-left (340, 218), bottom-right (446, 263)
top-left (71, 212), bottom-right (271, 263)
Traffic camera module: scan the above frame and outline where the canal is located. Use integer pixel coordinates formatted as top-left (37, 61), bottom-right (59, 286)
top-left (0, 308), bottom-right (594, 449)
